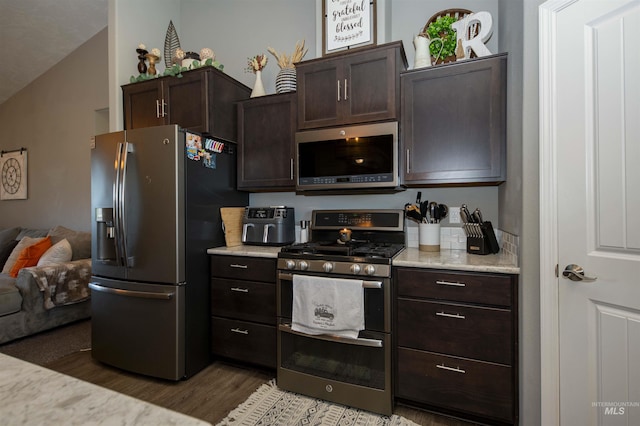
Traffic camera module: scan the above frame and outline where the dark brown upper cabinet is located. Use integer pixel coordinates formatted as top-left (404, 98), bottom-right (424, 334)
top-left (237, 93), bottom-right (297, 192)
top-left (296, 41), bottom-right (407, 130)
top-left (401, 53), bottom-right (507, 186)
top-left (122, 67), bottom-right (250, 141)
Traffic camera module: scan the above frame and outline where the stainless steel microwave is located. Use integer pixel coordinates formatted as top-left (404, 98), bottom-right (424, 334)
top-left (295, 121), bottom-right (399, 192)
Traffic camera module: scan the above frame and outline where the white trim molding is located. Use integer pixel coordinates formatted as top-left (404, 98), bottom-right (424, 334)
top-left (539, 1), bottom-right (579, 425)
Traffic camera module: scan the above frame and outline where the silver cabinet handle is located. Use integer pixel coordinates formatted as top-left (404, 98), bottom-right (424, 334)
top-left (337, 80), bottom-right (341, 101)
top-left (290, 158), bottom-right (294, 180)
top-left (436, 280), bottom-right (466, 287)
top-left (230, 287), bottom-right (249, 293)
top-left (231, 328), bottom-right (249, 335)
top-left (230, 263), bottom-right (248, 269)
top-left (436, 364), bottom-right (466, 374)
top-left (344, 78), bottom-right (348, 100)
top-left (436, 312), bottom-right (466, 320)
top-left (406, 149), bottom-right (410, 174)
top-left (156, 99), bottom-right (161, 118)
top-left (161, 99), bottom-right (167, 117)
top-left (563, 264), bottom-right (597, 282)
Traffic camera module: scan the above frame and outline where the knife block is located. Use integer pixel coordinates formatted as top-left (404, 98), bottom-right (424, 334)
top-left (464, 221), bottom-right (500, 255)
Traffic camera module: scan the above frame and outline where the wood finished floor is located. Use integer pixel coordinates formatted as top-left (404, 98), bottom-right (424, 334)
top-left (46, 351), bottom-right (478, 425)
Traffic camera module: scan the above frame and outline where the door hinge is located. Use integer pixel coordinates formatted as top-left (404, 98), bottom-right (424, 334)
top-left (555, 264), bottom-right (559, 277)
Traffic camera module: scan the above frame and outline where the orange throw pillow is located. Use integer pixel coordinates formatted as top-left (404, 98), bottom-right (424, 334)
top-left (9, 237), bottom-right (52, 277)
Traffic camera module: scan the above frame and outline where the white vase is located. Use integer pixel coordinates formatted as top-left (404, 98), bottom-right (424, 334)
top-left (251, 70), bottom-right (266, 97)
top-left (413, 35), bottom-right (432, 69)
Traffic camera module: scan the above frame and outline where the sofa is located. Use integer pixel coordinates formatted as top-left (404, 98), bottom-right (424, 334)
top-left (0, 226), bottom-right (92, 345)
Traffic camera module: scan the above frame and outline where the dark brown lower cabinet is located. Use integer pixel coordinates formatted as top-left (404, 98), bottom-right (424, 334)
top-left (210, 255), bottom-right (276, 369)
top-left (394, 267), bottom-right (518, 425)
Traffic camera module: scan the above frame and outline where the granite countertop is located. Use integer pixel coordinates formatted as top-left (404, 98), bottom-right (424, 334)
top-left (207, 245), bottom-right (281, 258)
top-left (207, 245), bottom-right (519, 274)
top-left (393, 248), bottom-right (519, 274)
top-left (0, 353), bottom-right (210, 425)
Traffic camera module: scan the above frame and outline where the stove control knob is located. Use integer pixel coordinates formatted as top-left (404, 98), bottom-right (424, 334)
top-left (298, 260), bottom-right (309, 271)
top-left (285, 260), bottom-right (296, 270)
top-left (364, 265), bottom-right (376, 276)
top-left (322, 262), bottom-right (334, 273)
top-left (350, 264), bottom-right (361, 275)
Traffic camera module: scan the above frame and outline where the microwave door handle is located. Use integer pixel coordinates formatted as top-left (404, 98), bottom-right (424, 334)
top-left (242, 223), bottom-right (254, 243)
top-left (263, 224), bottom-right (274, 243)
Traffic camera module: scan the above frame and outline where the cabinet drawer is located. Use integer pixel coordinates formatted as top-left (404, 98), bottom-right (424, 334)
top-left (397, 299), bottom-right (512, 364)
top-left (396, 268), bottom-right (513, 307)
top-left (211, 255), bottom-right (276, 283)
top-left (397, 347), bottom-right (514, 423)
top-left (211, 317), bottom-right (276, 368)
top-left (211, 278), bottom-right (276, 324)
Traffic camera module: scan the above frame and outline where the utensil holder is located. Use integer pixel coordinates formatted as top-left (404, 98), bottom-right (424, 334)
top-left (419, 223), bottom-right (440, 252)
top-left (463, 221), bottom-right (499, 255)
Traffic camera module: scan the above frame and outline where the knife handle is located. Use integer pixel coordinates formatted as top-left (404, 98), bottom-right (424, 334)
top-left (473, 208), bottom-right (483, 224)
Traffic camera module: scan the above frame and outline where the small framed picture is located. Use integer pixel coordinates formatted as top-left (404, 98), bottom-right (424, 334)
top-left (323, 0), bottom-right (377, 56)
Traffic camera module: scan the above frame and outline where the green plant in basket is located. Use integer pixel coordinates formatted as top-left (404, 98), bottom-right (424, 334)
top-left (426, 15), bottom-right (458, 61)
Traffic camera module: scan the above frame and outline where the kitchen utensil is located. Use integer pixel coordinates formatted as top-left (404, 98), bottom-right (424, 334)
top-left (473, 208), bottom-right (484, 224)
top-left (461, 204), bottom-right (473, 223)
top-left (404, 204), bottom-right (423, 223)
top-left (429, 202), bottom-right (438, 223)
top-left (438, 204), bottom-right (448, 220)
top-left (420, 200), bottom-right (429, 222)
top-left (416, 191), bottom-right (422, 205)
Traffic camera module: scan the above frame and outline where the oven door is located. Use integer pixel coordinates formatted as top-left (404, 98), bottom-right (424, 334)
top-left (277, 320), bottom-right (392, 415)
top-left (276, 270), bottom-right (392, 415)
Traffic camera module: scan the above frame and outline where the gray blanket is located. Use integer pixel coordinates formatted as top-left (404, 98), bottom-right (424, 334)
top-left (25, 259), bottom-right (91, 310)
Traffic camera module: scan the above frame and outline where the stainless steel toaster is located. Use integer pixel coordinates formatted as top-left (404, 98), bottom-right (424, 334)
top-left (241, 206), bottom-right (295, 246)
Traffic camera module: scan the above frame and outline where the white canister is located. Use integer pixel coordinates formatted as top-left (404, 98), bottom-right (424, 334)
top-left (419, 223), bottom-right (440, 252)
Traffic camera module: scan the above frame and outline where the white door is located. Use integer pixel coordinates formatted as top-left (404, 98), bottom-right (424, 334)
top-left (540, 0), bottom-right (640, 425)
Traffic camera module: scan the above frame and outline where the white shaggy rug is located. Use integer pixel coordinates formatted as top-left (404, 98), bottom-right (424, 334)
top-left (216, 379), bottom-right (419, 426)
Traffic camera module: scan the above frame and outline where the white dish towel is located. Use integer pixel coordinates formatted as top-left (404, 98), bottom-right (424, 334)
top-left (291, 274), bottom-right (364, 339)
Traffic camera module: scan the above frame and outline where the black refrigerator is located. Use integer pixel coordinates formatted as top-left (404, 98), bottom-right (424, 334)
top-left (89, 124), bottom-right (247, 380)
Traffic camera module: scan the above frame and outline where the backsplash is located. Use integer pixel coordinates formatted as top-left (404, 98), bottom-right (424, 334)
top-left (406, 223), bottom-right (520, 266)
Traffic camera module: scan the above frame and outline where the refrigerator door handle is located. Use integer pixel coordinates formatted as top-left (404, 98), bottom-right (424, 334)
top-left (89, 282), bottom-right (174, 300)
top-left (113, 143), bottom-right (125, 266)
top-left (120, 142), bottom-right (133, 267)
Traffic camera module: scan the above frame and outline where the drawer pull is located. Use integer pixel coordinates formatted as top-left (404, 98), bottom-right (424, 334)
top-left (231, 328), bottom-right (249, 335)
top-left (230, 264), bottom-right (248, 269)
top-left (436, 364), bottom-right (466, 374)
top-left (230, 287), bottom-right (249, 293)
top-left (436, 280), bottom-right (466, 287)
top-left (436, 312), bottom-right (466, 320)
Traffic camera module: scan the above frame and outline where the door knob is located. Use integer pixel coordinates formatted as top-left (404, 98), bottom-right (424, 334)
top-left (562, 264), bottom-right (597, 282)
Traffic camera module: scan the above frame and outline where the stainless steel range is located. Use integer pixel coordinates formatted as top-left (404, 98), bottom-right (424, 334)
top-left (276, 209), bottom-right (405, 416)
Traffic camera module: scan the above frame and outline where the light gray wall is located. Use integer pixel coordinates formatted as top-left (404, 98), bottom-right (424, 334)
top-left (0, 28), bottom-right (109, 231)
top-left (517, 1), bottom-right (545, 425)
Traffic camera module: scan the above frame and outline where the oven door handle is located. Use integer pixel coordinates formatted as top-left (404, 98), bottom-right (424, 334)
top-left (278, 323), bottom-right (383, 348)
top-left (278, 272), bottom-right (382, 289)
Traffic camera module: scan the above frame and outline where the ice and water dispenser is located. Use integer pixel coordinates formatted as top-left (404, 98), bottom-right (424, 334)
top-left (95, 207), bottom-right (116, 262)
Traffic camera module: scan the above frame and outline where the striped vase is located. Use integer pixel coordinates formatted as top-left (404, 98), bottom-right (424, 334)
top-left (275, 68), bottom-right (297, 93)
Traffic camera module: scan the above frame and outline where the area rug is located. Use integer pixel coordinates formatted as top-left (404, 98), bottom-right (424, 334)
top-left (216, 379), bottom-right (419, 426)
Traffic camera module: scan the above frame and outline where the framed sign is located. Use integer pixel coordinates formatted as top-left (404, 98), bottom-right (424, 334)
top-left (323, 0), bottom-right (377, 56)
